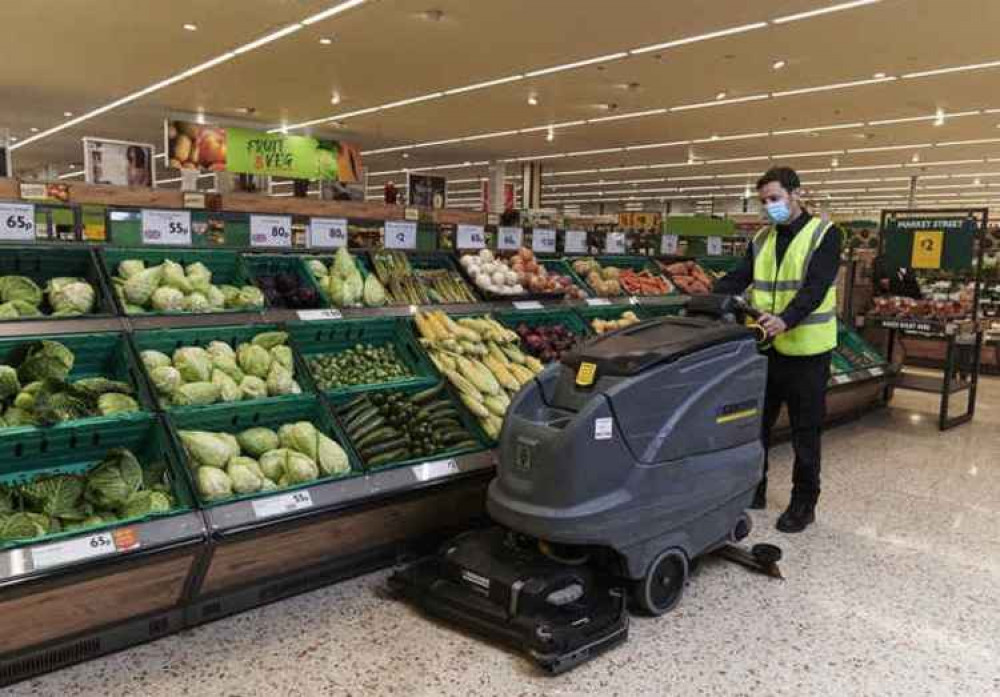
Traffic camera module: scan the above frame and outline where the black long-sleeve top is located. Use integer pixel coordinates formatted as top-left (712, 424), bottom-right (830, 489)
top-left (714, 211), bottom-right (842, 329)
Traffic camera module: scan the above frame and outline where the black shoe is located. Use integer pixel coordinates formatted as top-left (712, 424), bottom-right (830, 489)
top-left (776, 501), bottom-right (815, 533)
top-left (749, 482), bottom-right (767, 510)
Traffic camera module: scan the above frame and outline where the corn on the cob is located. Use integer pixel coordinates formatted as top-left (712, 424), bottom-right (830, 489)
top-left (457, 356), bottom-right (501, 396)
top-left (443, 367), bottom-right (483, 402)
top-left (435, 351), bottom-right (457, 372)
top-left (484, 355), bottom-right (519, 392)
top-left (461, 393), bottom-right (490, 418)
top-left (500, 344), bottom-right (527, 365)
top-left (484, 394), bottom-right (509, 417)
top-left (487, 341), bottom-right (510, 367)
top-left (414, 312), bottom-right (439, 341)
top-left (482, 414), bottom-right (503, 440)
top-left (524, 356), bottom-right (545, 374)
top-left (459, 340), bottom-right (487, 357)
top-left (507, 363), bottom-right (535, 385)
top-left (438, 312), bottom-right (480, 342)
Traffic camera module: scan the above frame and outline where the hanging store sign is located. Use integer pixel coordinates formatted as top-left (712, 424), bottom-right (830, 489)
top-left (661, 234), bottom-right (679, 255)
top-left (165, 119), bottom-right (362, 182)
top-left (564, 229), bottom-right (587, 254)
top-left (407, 173), bottom-right (447, 209)
top-left (457, 224), bottom-right (486, 249)
top-left (385, 220), bottom-right (417, 249)
top-left (532, 228), bottom-right (556, 253)
top-left (706, 236), bottom-right (723, 256)
top-left (83, 138), bottom-right (154, 187)
top-left (910, 229), bottom-right (944, 269)
top-left (605, 232), bottom-right (626, 254)
top-left (881, 210), bottom-right (979, 271)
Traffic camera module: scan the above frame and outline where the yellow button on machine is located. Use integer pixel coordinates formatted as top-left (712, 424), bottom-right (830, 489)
top-left (576, 361), bottom-right (597, 387)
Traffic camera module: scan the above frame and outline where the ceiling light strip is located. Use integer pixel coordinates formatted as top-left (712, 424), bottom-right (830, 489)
top-left (772, 0), bottom-right (882, 25)
top-left (525, 52), bottom-right (629, 77)
top-left (630, 21), bottom-right (768, 54)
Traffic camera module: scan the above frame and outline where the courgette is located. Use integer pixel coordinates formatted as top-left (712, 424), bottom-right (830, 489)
top-left (445, 438), bottom-right (479, 451)
top-left (350, 415), bottom-right (386, 443)
top-left (344, 405), bottom-right (379, 434)
top-left (366, 448), bottom-right (409, 468)
top-left (411, 383), bottom-right (445, 404)
top-left (355, 426), bottom-right (400, 451)
top-left (431, 417), bottom-right (462, 430)
top-left (361, 437), bottom-right (410, 458)
top-left (337, 394), bottom-right (370, 415)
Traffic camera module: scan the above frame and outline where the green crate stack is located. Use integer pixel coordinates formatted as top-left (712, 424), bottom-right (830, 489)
top-left (240, 253), bottom-right (327, 309)
top-left (0, 331), bottom-right (155, 435)
top-left (0, 414), bottom-right (196, 551)
top-left (327, 381), bottom-right (492, 472)
top-left (0, 245), bottom-right (116, 320)
top-left (164, 396), bottom-right (360, 508)
top-left (130, 323), bottom-right (313, 413)
top-left (287, 317), bottom-right (438, 397)
top-left (299, 251), bottom-right (373, 308)
top-left (100, 247), bottom-right (258, 316)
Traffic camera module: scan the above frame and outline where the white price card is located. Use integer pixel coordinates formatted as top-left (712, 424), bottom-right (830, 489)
top-left (251, 490), bottom-right (314, 520)
top-left (297, 309), bottom-right (343, 321)
top-left (32, 532), bottom-right (117, 570)
top-left (831, 374), bottom-right (850, 385)
top-left (497, 227), bottom-right (523, 250)
top-left (564, 229), bottom-right (587, 254)
top-left (706, 236), bottom-right (723, 256)
top-left (251, 215), bottom-right (293, 248)
top-left (0, 202), bottom-right (36, 242)
top-left (513, 300), bottom-right (543, 310)
top-left (532, 228), bottom-right (556, 253)
top-left (309, 217), bottom-right (348, 249)
top-left (385, 220), bottom-right (417, 249)
top-left (413, 458), bottom-right (459, 482)
top-left (660, 234), bottom-right (679, 255)
top-left (868, 366), bottom-right (884, 377)
top-left (457, 224), bottom-right (487, 249)
top-left (141, 209), bottom-right (191, 246)
top-left (605, 231), bottom-right (626, 254)
top-left (586, 298), bottom-right (611, 306)
top-left (594, 417), bottom-right (614, 440)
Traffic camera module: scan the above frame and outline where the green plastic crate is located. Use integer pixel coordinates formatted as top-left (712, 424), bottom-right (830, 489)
top-left (0, 414), bottom-right (196, 551)
top-left (696, 256), bottom-right (743, 274)
top-left (240, 253), bottom-right (326, 309)
top-left (99, 247), bottom-right (260, 316)
top-left (538, 258), bottom-right (592, 297)
top-left (299, 251), bottom-right (373, 308)
top-left (572, 305), bottom-right (644, 334)
top-left (327, 381), bottom-right (491, 472)
top-left (637, 303), bottom-right (685, 319)
top-left (288, 317), bottom-right (438, 396)
top-left (165, 396), bottom-right (361, 507)
top-left (837, 323), bottom-right (888, 369)
top-left (0, 331), bottom-right (155, 435)
top-left (496, 308), bottom-right (593, 360)
top-left (831, 351), bottom-right (853, 375)
top-left (0, 244), bottom-right (117, 321)
top-left (368, 250), bottom-right (479, 305)
top-left (130, 324), bottom-right (313, 413)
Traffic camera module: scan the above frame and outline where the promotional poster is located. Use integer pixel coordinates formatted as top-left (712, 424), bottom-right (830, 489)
top-left (83, 138), bottom-right (154, 187)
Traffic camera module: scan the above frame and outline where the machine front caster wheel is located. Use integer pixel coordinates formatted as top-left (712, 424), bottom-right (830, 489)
top-left (631, 549), bottom-right (688, 616)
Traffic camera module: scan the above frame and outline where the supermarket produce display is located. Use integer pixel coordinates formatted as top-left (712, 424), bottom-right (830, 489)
top-left (371, 250), bottom-right (478, 304)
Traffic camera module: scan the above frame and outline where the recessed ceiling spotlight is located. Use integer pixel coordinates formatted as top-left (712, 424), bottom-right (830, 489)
top-left (29, 127), bottom-right (38, 133)
top-left (421, 9), bottom-right (445, 21)
top-left (63, 111), bottom-right (73, 117)
top-left (546, 126), bottom-right (555, 142)
top-left (831, 156), bottom-right (840, 167)
top-left (528, 94), bottom-right (538, 106)
top-left (183, 23), bottom-right (198, 31)
top-left (911, 152), bottom-right (921, 162)
top-left (69, 163), bottom-right (76, 169)
top-left (331, 91), bottom-right (341, 105)
top-left (8, 136), bottom-right (17, 142)
top-left (711, 134), bottom-right (720, 140)
top-left (974, 178), bottom-right (982, 186)
top-left (934, 108), bottom-right (945, 126)
top-left (319, 37), bottom-right (333, 45)
top-left (402, 152), bottom-right (409, 159)
top-left (715, 91), bottom-right (727, 100)
top-left (772, 60), bottom-right (787, 70)
top-left (235, 106), bottom-right (257, 115)
top-left (873, 72), bottom-right (886, 78)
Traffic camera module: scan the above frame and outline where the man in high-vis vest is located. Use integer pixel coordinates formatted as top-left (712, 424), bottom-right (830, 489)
top-left (715, 167), bottom-right (841, 533)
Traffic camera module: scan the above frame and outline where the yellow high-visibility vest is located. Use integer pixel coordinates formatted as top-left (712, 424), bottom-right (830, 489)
top-left (751, 217), bottom-right (837, 356)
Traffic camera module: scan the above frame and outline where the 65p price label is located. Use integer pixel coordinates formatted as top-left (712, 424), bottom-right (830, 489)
top-left (141, 209), bottom-right (191, 246)
top-left (251, 215), bottom-right (293, 248)
top-left (457, 224), bottom-right (487, 249)
top-left (0, 202), bottom-right (36, 242)
top-left (385, 220), bottom-right (417, 250)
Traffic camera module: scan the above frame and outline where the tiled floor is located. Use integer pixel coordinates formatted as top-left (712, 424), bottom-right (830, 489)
top-left (8, 377), bottom-right (1000, 697)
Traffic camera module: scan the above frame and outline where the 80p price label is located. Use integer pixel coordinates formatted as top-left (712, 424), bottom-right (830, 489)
top-left (251, 215), bottom-right (293, 248)
top-left (0, 203), bottom-right (36, 242)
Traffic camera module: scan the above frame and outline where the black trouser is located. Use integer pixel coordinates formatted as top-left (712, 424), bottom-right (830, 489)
top-left (761, 350), bottom-right (831, 508)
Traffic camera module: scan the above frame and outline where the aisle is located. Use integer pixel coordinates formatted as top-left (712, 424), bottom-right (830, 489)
top-left (9, 379), bottom-right (1000, 697)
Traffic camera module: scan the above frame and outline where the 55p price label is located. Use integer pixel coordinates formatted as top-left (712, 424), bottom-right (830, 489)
top-left (251, 215), bottom-right (293, 248)
top-left (141, 209), bottom-right (191, 246)
top-left (0, 202), bottom-right (36, 242)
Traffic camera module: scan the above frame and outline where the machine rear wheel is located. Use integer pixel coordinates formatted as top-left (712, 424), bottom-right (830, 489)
top-left (631, 549), bottom-right (688, 616)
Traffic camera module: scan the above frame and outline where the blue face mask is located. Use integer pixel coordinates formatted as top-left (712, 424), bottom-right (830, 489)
top-left (765, 200), bottom-right (792, 224)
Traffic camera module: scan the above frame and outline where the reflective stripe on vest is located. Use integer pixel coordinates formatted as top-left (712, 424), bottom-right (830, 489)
top-left (751, 217), bottom-right (837, 356)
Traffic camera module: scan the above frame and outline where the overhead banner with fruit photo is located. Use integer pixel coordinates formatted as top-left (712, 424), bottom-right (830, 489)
top-left (165, 120), bottom-right (363, 182)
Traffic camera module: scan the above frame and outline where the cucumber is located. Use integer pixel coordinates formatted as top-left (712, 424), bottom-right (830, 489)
top-left (431, 417), bottom-right (462, 431)
top-left (350, 415), bottom-right (386, 443)
top-left (355, 426), bottom-right (400, 451)
top-left (337, 394), bottom-right (370, 414)
top-left (361, 437), bottom-right (410, 458)
top-left (411, 383), bottom-right (445, 404)
top-left (445, 439), bottom-right (479, 451)
top-left (344, 405), bottom-right (379, 434)
top-left (343, 398), bottom-right (375, 421)
top-left (440, 429), bottom-right (472, 444)
top-left (366, 448), bottom-right (409, 468)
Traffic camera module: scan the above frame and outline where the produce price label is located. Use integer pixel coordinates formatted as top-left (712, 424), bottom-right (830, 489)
top-left (0, 202), bottom-right (36, 242)
top-left (911, 230), bottom-right (944, 269)
top-left (250, 215), bottom-right (293, 248)
top-left (661, 234), bottom-right (679, 255)
top-left (413, 458), bottom-right (459, 482)
top-left (831, 374), bottom-right (850, 385)
top-left (605, 232), bottom-right (626, 254)
top-left (457, 224), bottom-right (487, 249)
top-left (513, 300), bottom-right (543, 310)
top-left (141, 209), bottom-right (191, 246)
top-left (309, 217), bottom-right (348, 249)
top-left (385, 220), bottom-right (417, 249)
top-left (706, 236), bottom-right (723, 256)
top-left (586, 298), bottom-right (611, 306)
top-left (32, 532), bottom-right (118, 570)
top-left (564, 229), bottom-right (587, 254)
top-left (532, 228), bottom-right (556, 253)
top-left (868, 366), bottom-right (884, 377)
top-left (497, 227), bottom-right (523, 250)
top-left (297, 309), bottom-right (343, 321)
top-left (251, 490), bottom-right (314, 520)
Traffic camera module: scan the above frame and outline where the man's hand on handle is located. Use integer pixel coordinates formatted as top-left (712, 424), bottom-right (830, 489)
top-left (758, 312), bottom-right (787, 337)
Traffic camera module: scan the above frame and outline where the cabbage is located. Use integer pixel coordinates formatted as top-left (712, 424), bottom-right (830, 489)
top-left (227, 459), bottom-right (263, 494)
top-left (196, 466), bottom-right (232, 500)
top-left (363, 274), bottom-right (387, 307)
top-left (270, 345), bottom-right (293, 371)
top-left (124, 304), bottom-right (147, 315)
top-left (285, 452), bottom-right (320, 484)
top-left (45, 277), bottom-right (82, 294)
top-left (0, 303), bottom-right (19, 319)
top-left (219, 285), bottom-right (241, 308)
top-left (0, 366), bottom-right (20, 400)
top-left (180, 430), bottom-right (239, 469)
top-left (231, 456), bottom-right (265, 481)
top-left (239, 375), bottom-right (267, 400)
top-left (150, 286), bottom-right (185, 312)
top-left (185, 262), bottom-right (213, 285)
top-left (183, 292), bottom-right (210, 313)
top-left (121, 490), bottom-right (173, 518)
top-left (0, 512), bottom-right (47, 541)
top-left (150, 366), bottom-right (182, 395)
top-left (18, 340), bottom-right (74, 382)
top-left (258, 449), bottom-right (291, 480)
top-left (85, 448), bottom-right (143, 509)
top-left (333, 247), bottom-right (355, 276)
top-left (266, 362), bottom-right (296, 396)
top-left (172, 381), bottom-right (221, 406)
top-left (118, 260), bottom-right (145, 279)
top-left (161, 259), bottom-right (193, 293)
top-left (260, 478), bottom-right (279, 492)
top-left (0, 276), bottom-right (42, 306)
top-left (317, 433), bottom-right (350, 476)
top-left (279, 422), bottom-right (319, 461)
top-left (13, 391), bottom-right (34, 410)
top-left (206, 341), bottom-right (236, 362)
top-left (97, 393), bottom-right (139, 415)
top-left (205, 285), bottom-right (226, 309)
top-left (49, 280), bottom-right (96, 315)
top-left (211, 354), bottom-right (243, 382)
top-left (19, 474), bottom-right (85, 517)
top-left (211, 369), bottom-right (242, 402)
top-left (8, 300), bottom-right (41, 316)
top-left (173, 346), bottom-right (213, 382)
top-left (307, 259), bottom-right (328, 277)
top-left (141, 350), bottom-right (172, 372)
top-left (237, 427), bottom-right (279, 458)
top-left (124, 265), bottom-right (163, 305)
top-left (344, 270), bottom-right (364, 305)
top-left (237, 344), bottom-right (271, 379)
top-left (327, 275), bottom-right (348, 306)
top-left (251, 332), bottom-right (288, 350)
top-left (219, 432), bottom-right (241, 455)
top-left (236, 286), bottom-right (265, 309)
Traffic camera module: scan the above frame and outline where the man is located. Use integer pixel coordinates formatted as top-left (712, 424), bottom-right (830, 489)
top-left (715, 166), bottom-right (841, 533)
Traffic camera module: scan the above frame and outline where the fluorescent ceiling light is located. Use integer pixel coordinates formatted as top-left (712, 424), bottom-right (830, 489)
top-left (670, 94), bottom-right (769, 111)
top-left (301, 0), bottom-right (369, 25)
top-left (362, 144), bottom-right (415, 155)
top-left (444, 75), bottom-right (524, 95)
top-left (462, 130), bottom-right (520, 141)
top-left (626, 141), bottom-right (691, 151)
top-left (381, 92), bottom-right (443, 110)
top-left (903, 59), bottom-right (1000, 79)
top-left (773, 76), bottom-right (895, 97)
top-left (936, 137), bottom-right (1000, 147)
top-left (631, 22), bottom-right (767, 54)
top-left (413, 138), bottom-right (462, 148)
top-left (706, 156), bottom-right (770, 164)
top-left (848, 143), bottom-right (932, 153)
top-left (526, 52), bottom-right (629, 77)
top-left (772, 122), bottom-right (864, 135)
top-left (773, 0), bottom-right (882, 24)
top-left (57, 170), bottom-right (85, 180)
top-left (588, 108), bottom-right (667, 124)
top-left (693, 132), bottom-right (769, 143)
top-left (233, 24), bottom-right (302, 54)
top-left (773, 150), bottom-right (844, 158)
top-left (568, 148), bottom-right (624, 157)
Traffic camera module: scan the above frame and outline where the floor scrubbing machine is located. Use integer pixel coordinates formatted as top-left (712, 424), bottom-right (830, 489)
top-left (389, 295), bottom-right (774, 674)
